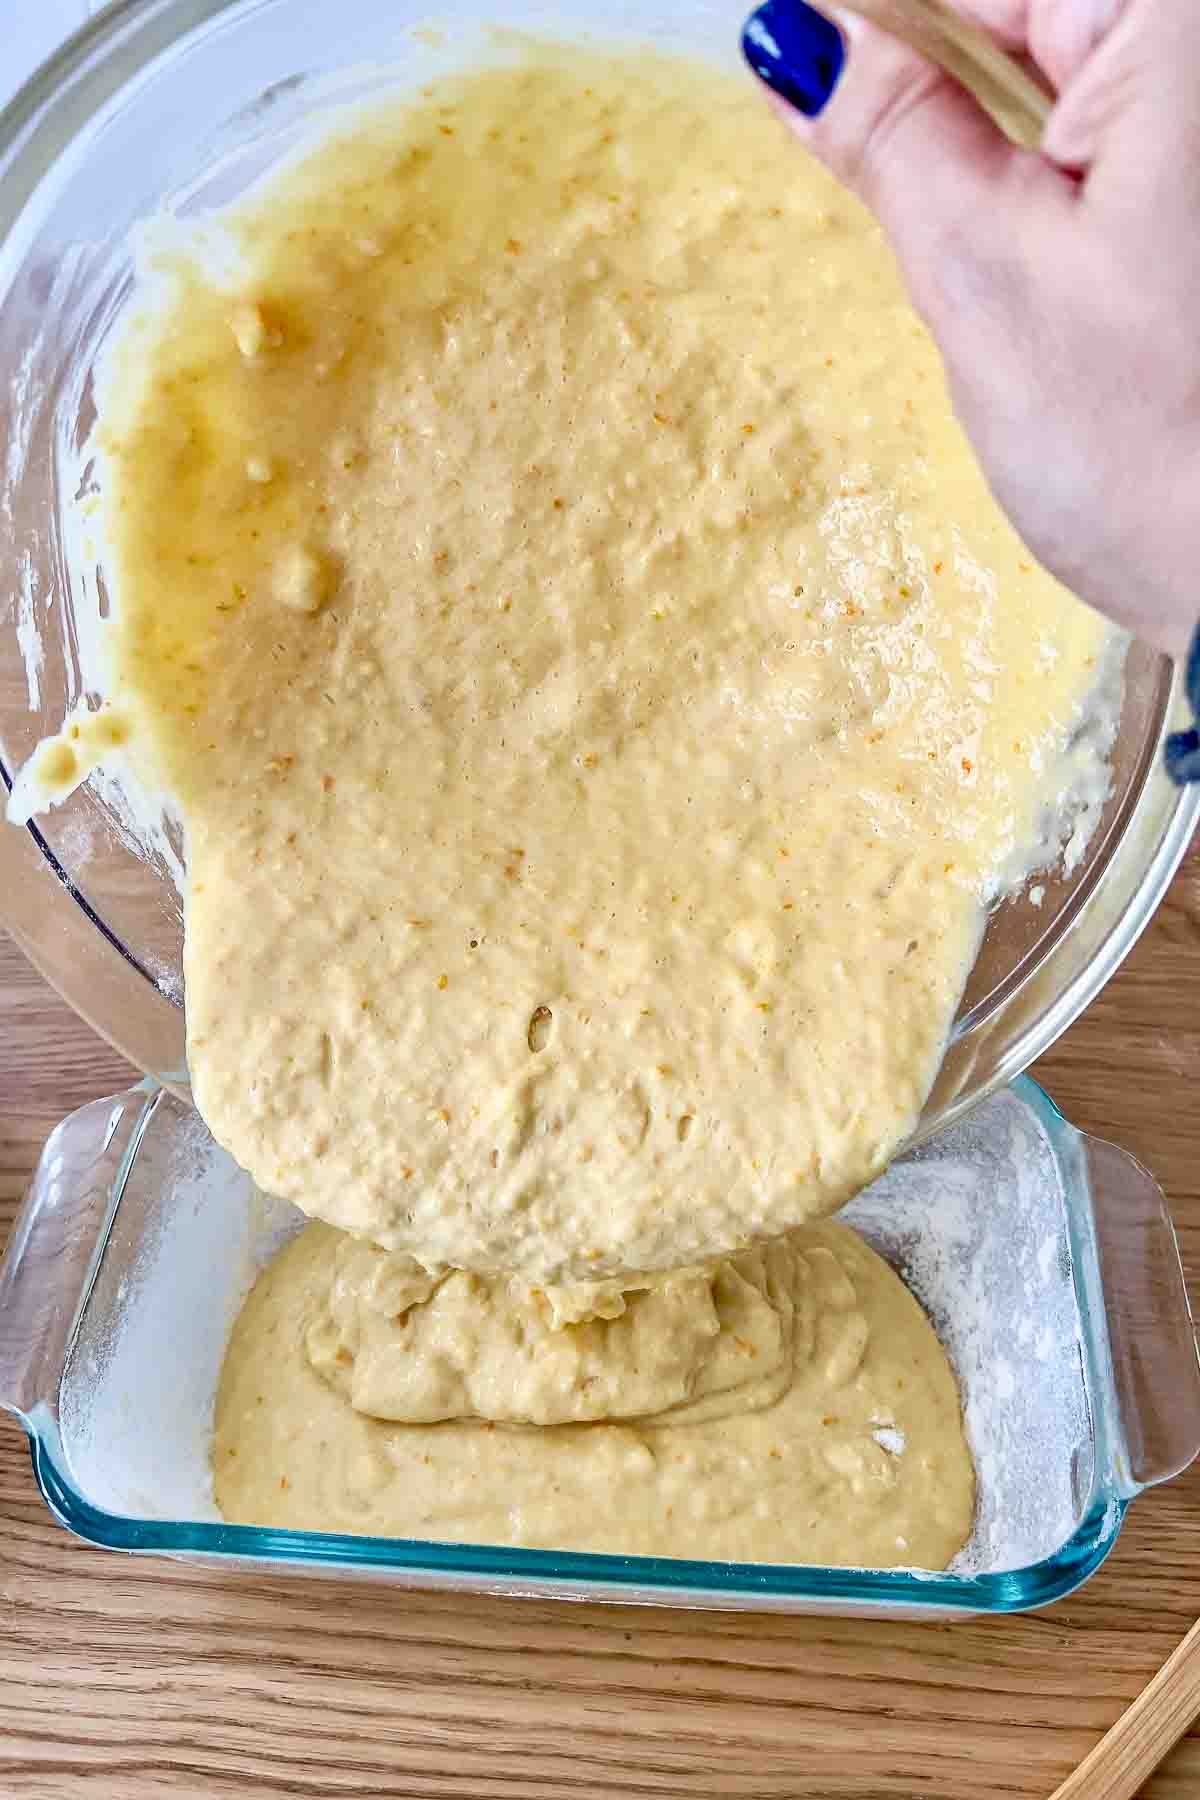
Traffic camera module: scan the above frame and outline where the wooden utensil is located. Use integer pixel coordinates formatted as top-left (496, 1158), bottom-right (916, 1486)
top-left (835, 0), bottom-right (1053, 147)
top-left (1049, 1616), bottom-right (1200, 1799)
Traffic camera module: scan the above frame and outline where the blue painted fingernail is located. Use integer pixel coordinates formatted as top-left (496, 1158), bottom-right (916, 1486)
top-left (741, 1), bottom-right (846, 118)
top-left (1185, 620), bottom-right (1200, 719)
top-left (1165, 620), bottom-right (1200, 784)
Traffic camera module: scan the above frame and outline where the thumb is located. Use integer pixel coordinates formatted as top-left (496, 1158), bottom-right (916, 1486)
top-left (740, 1), bottom-right (1072, 326)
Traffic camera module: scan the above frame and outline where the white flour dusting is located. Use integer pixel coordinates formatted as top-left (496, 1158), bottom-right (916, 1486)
top-left (844, 1088), bottom-right (1092, 1574)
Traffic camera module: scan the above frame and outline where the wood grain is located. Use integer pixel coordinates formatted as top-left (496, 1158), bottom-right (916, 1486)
top-left (2, 862), bottom-right (1200, 1800)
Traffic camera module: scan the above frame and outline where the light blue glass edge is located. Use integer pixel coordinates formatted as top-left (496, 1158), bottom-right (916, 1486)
top-left (23, 1073), bottom-right (1128, 1613)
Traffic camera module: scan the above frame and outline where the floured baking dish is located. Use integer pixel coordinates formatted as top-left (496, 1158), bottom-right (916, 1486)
top-left (2, 1076), bottom-right (1196, 1615)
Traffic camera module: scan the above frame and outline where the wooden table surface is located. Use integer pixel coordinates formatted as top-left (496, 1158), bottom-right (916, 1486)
top-left (3, 867), bottom-right (1200, 1800)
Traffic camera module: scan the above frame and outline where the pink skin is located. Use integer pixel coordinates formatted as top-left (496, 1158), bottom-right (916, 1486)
top-left (757, 0), bottom-right (1200, 659)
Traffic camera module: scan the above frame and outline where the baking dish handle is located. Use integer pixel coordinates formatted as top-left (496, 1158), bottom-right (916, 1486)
top-left (0, 1085), bottom-right (158, 1422)
top-left (1079, 1130), bottom-right (1200, 1494)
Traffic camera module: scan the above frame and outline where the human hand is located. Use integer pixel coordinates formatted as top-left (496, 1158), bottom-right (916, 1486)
top-left (741, 0), bottom-right (1200, 663)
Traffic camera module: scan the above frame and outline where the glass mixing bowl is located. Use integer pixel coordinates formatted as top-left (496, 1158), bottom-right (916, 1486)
top-left (0, 0), bottom-right (1197, 1112)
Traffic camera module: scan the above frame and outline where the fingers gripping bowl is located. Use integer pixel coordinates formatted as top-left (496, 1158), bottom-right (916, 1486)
top-left (0, 0), bottom-right (1198, 1600)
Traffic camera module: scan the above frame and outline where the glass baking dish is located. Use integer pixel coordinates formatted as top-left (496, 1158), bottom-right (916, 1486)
top-left (2, 1075), bottom-right (1196, 1616)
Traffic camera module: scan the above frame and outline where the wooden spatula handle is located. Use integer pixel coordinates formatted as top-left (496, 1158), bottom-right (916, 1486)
top-left (835, 0), bottom-right (1052, 147)
top-left (1050, 1616), bottom-right (1200, 1800)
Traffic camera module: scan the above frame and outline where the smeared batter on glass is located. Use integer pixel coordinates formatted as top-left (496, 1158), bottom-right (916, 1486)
top-left (79, 43), bottom-right (1108, 1282)
top-left (214, 1215), bottom-right (975, 1568)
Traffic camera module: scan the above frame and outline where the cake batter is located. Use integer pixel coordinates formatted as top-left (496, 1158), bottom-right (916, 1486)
top-left (214, 1215), bottom-right (975, 1567)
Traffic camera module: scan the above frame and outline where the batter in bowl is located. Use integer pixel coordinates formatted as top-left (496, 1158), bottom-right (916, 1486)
top-left (70, 41), bottom-right (1113, 1283)
top-left (214, 1216), bottom-right (975, 1567)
